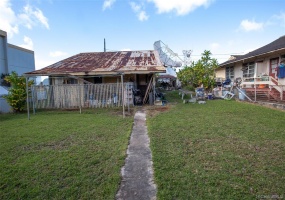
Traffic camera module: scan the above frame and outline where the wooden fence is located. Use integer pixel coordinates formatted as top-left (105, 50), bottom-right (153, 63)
top-left (29, 83), bottom-right (133, 109)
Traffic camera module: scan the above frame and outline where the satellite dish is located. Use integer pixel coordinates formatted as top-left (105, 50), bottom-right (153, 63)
top-left (182, 50), bottom-right (192, 66)
top-left (154, 40), bottom-right (183, 68)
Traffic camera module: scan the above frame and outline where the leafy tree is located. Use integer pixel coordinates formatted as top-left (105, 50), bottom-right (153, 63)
top-left (177, 50), bottom-right (218, 91)
top-left (3, 71), bottom-right (34, 112)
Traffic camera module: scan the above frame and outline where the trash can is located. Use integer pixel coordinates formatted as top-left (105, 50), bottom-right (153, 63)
top-left (238, 89), bottom-right (246, 100)
top-left (208, 93), bottom-right (213, 100)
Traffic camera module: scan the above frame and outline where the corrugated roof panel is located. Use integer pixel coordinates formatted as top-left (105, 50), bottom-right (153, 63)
top-left (25, 50), bottom-right (165, 76)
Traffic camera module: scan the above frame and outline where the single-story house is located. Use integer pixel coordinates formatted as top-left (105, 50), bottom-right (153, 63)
top-left (215, 35), bottom-right (285, 101)
top-left (25, 50), bottom-right (166, 109)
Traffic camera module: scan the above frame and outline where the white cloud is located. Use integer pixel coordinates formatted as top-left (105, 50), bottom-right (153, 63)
top-left (239, 19), bottom-right (263, 32)
top-left (130, 2), bottom-right (140, 12)
top-left (0, 0), bottom-right (49, 38)
top-left (210, 42), bottom-right (220, 51)
top-left (0, 0), bottom-right (18, 37)
top-left (18, 4), bottom-right (49, 30)
top-left (33, 8), bottom-right (49, 29)
top-left (271, 12), bottom-right (285, 27)
top-left (147, 0), bottom-right (213, 15)
top-left (49, 51), bottom-right (68, 58)
top-left (102, 0), bottom-right (116, 11)
top-left (19, 36), bottom-right (33, 50)
top-left (138, 11), bottom-right (149, 21)
top-left (130, 2), bottom-right (149, 21)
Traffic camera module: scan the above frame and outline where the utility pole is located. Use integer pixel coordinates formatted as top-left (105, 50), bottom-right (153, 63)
top-left (104, 38), bottom-right (106, 52)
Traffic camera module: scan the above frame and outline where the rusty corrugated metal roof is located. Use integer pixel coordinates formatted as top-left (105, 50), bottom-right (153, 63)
top-left (25, 50), bottom-right (166, 76)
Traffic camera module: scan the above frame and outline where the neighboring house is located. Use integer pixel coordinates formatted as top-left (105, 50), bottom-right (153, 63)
top-left (0, 30), bottom-right (35, 113)
top-left (25, 50), bottom-right (166, 109)
top-left (0, 30), bottom-right (35, 77)
top-left (216, 35), bottom-right (285, 102)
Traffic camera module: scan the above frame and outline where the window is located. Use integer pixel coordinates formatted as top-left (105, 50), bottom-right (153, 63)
top-left (242, 62), bottom-right (255, 78)
top-left (225, 66), bottom-right (234, 79)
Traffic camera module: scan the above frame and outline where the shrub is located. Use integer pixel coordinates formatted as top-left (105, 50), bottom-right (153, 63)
top-left (3, 71), bottom-right (34, 112)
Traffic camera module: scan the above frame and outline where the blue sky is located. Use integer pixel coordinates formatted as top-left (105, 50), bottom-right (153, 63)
top-left (1, 0), bottom-right (285, 70)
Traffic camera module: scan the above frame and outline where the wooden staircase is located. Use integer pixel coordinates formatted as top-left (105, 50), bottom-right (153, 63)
top-left (244, 88), bottom-right (285, 102)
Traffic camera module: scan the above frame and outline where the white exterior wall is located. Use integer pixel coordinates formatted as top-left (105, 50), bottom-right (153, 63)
top-left (0, 32), bottom-right (8, 75)
top-left (220, 53), bottom-right (285, 80)
top-left (256, 61), bottom-right (268, 76)
top-left (7, 44), bottom-right (35, 75)
top-left (215, 68), bottom-right (225, 78)
top-left (234, 64), bottom-right (243, 79)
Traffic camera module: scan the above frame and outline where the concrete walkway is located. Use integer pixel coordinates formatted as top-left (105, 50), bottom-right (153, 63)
top-left (116, 110), bottom-right (157, 200)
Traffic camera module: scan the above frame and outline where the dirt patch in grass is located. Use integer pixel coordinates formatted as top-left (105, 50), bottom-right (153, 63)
top-left (146, 105), bottom-right (171, 117)
top-left (111, 109), bottom-right (135, 117)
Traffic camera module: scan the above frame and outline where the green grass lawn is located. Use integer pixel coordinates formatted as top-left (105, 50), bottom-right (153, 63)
top-left (148, 91), bottom-right (285, 200)
top-left (0, 109), bottom-right (133, 199)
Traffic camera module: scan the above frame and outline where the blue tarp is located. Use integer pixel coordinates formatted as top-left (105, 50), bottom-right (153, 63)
top-left (278, 64), bottom-right (285, 78)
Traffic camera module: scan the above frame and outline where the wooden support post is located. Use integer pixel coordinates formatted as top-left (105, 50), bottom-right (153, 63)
top-left (127, 83), bottom-right (130, 113)
top-left (26, 77), bottom-right (30, 120)
top-left (78, 85), bottom-right (82, 114)
top-left (121, 74), bottom-right (125, 118)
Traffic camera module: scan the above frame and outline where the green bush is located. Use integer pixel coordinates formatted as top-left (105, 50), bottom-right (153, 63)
top-left (4, 71), bottom-right (33, 112)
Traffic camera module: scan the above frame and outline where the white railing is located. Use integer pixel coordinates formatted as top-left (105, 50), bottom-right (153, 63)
top-left (241, 76), bottom-right (284, 100)
top-left (241, 76), bottom-right (270, 87)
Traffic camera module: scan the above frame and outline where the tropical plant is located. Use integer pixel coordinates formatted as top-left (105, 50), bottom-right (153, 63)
top-left (3, 71), bottom-right (34, 112)
top-left (1, 73), bottom-right (10, 87)
top-left (177, 50), bottom-right (218, 91)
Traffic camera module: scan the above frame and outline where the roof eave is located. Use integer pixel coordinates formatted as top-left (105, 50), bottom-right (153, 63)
top-left (219, 47), bottom-right (285, 67)
top-left (24, 69), bottom-right (166, 77)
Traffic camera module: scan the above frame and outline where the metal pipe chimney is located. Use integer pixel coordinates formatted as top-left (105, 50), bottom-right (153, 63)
top-left (104, 38), bottom-right (106, 52)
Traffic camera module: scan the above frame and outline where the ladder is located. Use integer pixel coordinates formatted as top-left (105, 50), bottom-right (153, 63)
top-left (143, 75), bottom-right (154, 104)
